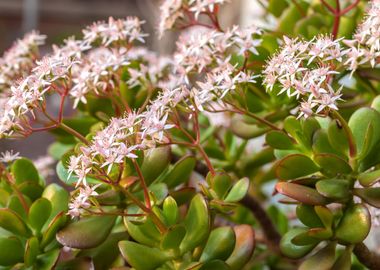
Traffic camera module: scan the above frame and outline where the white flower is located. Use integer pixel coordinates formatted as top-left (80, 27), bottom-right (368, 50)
top-left (0, 150), bottom-right (21, 163)
top-left (263, 35), bottom-right (345, 118)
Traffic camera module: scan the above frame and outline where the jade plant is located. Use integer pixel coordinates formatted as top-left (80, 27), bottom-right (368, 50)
top-left (1, 0), bottom-right (380, 269)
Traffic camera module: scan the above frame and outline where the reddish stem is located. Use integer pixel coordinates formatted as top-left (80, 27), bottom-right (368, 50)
top-left (132, 160), bottom-right (151, 210)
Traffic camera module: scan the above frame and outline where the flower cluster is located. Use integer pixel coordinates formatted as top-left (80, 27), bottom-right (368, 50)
top-left (0, 31), bottom-right (46, 91)
top-left (344, 0), bottom-right (380, 70)
top-left (174, 26), bottom-right (261, 76)
top-left (192, 62), bottom-right (257, 111)
top-left (68, 85), bottom-right (189, 187)
top-left (0, 53), bottom-right (78, 137)
top-left (68, 184), bottom-right (100, 218)
top-left (263, 36), bottom-right (346, 118)
top-left (83, 17), bottom-right (148, 47)
top-left (70, 47), bottom-right (130, 107)
top-left (158, 0), bottom-right (230, 37)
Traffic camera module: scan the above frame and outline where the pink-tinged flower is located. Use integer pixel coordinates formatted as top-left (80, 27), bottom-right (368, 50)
top-left (0, 150), bottom-right (21, 163)
top-left (263, 35), bottom-right (345, 118)
top-left (0, 31), bottom-right (46, 89)
top-left (82, 17), bottom-right (147, 47)
top-left (68, 183), bottom-right (100, 218)
top-left (344, 0), bottom-right (380, 71)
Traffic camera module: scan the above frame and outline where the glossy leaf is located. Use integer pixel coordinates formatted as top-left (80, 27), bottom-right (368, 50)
top-left (124, 216), bottom-right (161, 247)
top-left (314, 154), bottom-right (351, 176)
top-left (199, 260), bottom-right (230, 270)
top-left (265, 130), bottom-right (294, 150)
top-left (276, 182), bottom-right (328, 205)
top-left (328, 120), bottom-right (350, 156)
top-left (141, 146), bottom-right (171, 185)
top-left (0, 237), bottom-right (24, 266)
top-left (207, 171), bottom-right (233, 199)
top-left (275, 154), bottom-right (319, 180)
top-left (11, 158), bottom-right (39, 184)
top-left (348, 107), bottom-right (380, 158)
top-left (354, 187), bottom-right (380, 208)
top-left (119, 240), bottom-right (173, 270)
top-left (224, 178), bottom-right (249, 203)
top-left (42, 183), bottom-right (69, 224)
top-left (335, 204), bottom-right (371, 244)
top-left (180, 194), bottom-right (210, 254)
top-left (299, 242), bottom-right (336, 270)
top-left (161, 225), bottom-right (186, 251)
top-left (0, 208), bottom-right (31, 237)
top-left (296, 204), bottom-right (323, 228)
top-left (316, 179), bottom-right (350, 200)
top-left (41, 211), bottom-right (67, 248)
top-left (358, 169), bottom-right (380, 187)
top-left (163, 196), bottom-right (179, 226)
top-left (225, 225), bottom-right (255, 270)
top-left (24, 236), bottom-right (39, 267)
top-left (29, 198), bottom-right (52, 232)
top-left (57, 215), bottom-right (115, 249)
top-left (200, 227), bottom-right (236, 262)
top-left (280, 228), bottom-right (317, 259)
top-left (165, 155), bottom-right (195, 188)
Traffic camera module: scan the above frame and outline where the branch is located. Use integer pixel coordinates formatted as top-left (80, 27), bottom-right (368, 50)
top-left (354, 243), bottom-right (380, 270)
top-left (241, 195), bottom-right (282, 249)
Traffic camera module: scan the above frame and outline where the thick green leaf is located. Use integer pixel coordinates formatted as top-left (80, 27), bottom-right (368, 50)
top-left (7, 194), bottom-right (31, 219)
top-left (24, 236), bottom-right (39, 267)
top-left (335, 204), bottom-right (371, 244)
top-left (79, 232), bottom-right (128, 270)
top-left (56, 215), bottom-right (115, 249)
top-left (331, 245), bottom-right (352, 270)
top-left (328, 119), bottom-right (350, 156)
top-left (180, 194), bottom-right (210, 254)
top-left (207, 171), bottom-right (233, 199)
top-left (165, 155), bottom-right (195, 188)
top-left (11, 158), bottom-right (39, 184)
top-left (280, 228), bottom-right (317, 259)
top-left (41, 211), bottom-right (67, 249)
top-left (161, 225), bottom-right (186, 251)
top-left (225, 225), bottom-right (255, 270)
top-left (296, 205), bottom-right (323, 228)
top-left (267, 205), bottom-right (289, 235)
top-left (268, 0), bottom-right (288, 17)
top-left (17, 181), bottom-right (44, 201)
top-left (35, 249), bottom-right (60, 270)
top-left (299, 242), bottom-right (336, 270)
top-left (224, 178), bottom-right (249, 203)
top-left (348, 107), bottom-right (380, 158)
top-left (29, 198), bottom-right (52, 232)
top-left (119, 241), bottom-right (173, 270)
top-left (276, 182), bottom-right (328, 205)
top-left (265, 131), bottom-right (294, 150)
top-left (314, 154), bottom-right (351, 176)
top-left (199, 260), bottom-right (230, 270)
top-left (354, 187), bottom-right (380, 208)
top-left (141, 146), bottom-right (171, 185)
top-left (0, 208), bottom-right (31, 237)
top-left (276, 154), bottom-right (319, 180)
top-left (0, 237), bottom-right (24, 266)
top-left (42, 183), bottom-right (69, 225)
top-left (316, 179), bottom-right (350, 200)
top-left (124, 216), bottom-right (161, 247)
top-left (200, 227), bottom-right (236, 262)
top-left (314, 206), bottom-right (333, 229)
top-left (358, 169), bottom-right (380, 187)
top-left (302, 117), bottom-right (321, 148)
top-left (163, 196), bottom-right (179, 226)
